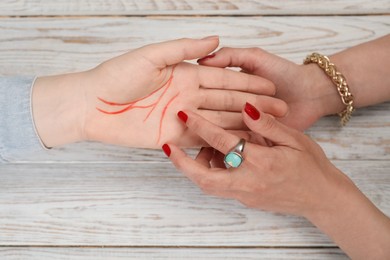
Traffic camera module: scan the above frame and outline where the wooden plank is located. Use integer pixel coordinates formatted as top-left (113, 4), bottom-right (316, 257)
top-left (0, 247), bottom-right (348, 259)
top-left (0, 0), bottom-right (389, 16)
top-left (0, 161), bottom-right (388, 246)
top-left (1, 16), bottom-right (388, 76)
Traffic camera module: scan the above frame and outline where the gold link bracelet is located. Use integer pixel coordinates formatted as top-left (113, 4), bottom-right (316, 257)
top-left (304, 53), bottom-right (354, 126)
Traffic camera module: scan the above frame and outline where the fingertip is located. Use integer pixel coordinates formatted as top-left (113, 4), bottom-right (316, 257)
top-left (201, 35), bottom-right (219, 41)
top-left (242, 102), bottom-right (267, 129)
top-left (269, 98), bottom-right (289, 118)
top-left (279, 100), bottom-right (290, 118)
top-left (244, 102), bottom-right (261, 120)
top-left (162, 143), bottom-right (171, 157)
top-left (199, 36), bottom-right (219, 53)
top-left (177, 110), bottom-right (188, 123)
top-left (163, 143), bottom-right (184, 166)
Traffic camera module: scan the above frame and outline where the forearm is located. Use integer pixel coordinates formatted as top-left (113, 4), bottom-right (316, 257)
top-left (330, 34), bottom-right (390, 109)
top-left (307, 167), bottom-right (390, 259)
top-left (32, 73), bottom-right (87, 147)
top-left (305, 34), bottom-right (390, 117)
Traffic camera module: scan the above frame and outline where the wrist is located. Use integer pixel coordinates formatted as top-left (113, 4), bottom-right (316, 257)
top-left (304, 166), bottom-right (360, 225)
top-left (300, 62), bottom-right (345, 119)
top-left (305, 166), bottom-right (390, 258)
top-left (32, 72), bottom-right (87, 147)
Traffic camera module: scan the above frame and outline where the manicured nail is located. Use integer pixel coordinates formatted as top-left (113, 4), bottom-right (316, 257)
top-left (197, 53), bottom-right (216, 63)
top-left (201, 35), bottom-right (219, 40)
top-left (244, 102), bottom-right (261, 120)
top-left (177, 111), bottom-right (188, 123)
top-left (162, 144), bottom-right (171, 157)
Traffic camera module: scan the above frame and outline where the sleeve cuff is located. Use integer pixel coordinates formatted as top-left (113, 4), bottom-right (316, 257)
top-left (0, 76), bottom-right (48, 162)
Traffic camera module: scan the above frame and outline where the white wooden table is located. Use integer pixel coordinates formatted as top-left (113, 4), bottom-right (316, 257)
top-left (1, 1), bottom-right (389, 259)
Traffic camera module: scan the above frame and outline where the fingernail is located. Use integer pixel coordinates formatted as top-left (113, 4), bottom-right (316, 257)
top-left (162, 144), bottom-right (171, 157)
top-left (201, 35), bottom-right (219, 40)
top-left (177, 111), bottom-right (188, 123)
top-left (197, 53), bottom-right (216, 63)
top-left (244, 102), bottom-right (261, 120)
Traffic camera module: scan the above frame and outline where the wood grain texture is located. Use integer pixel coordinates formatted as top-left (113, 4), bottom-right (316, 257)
top-left (0, 1), bottom-right (389, 257)
top-left (0, 247), bottom-right (348, 259)
top-left (0, 161), bottom-right (388, 246)
top-left (1, 0), bottom-right (389, 16)
top-left (1, 16), bottom-right (388, 76)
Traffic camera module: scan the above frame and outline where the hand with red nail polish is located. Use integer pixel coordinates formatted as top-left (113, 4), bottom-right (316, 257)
top-left (32, 37), bottom-right (287, 149)
top-left (197, 46), bottom-right (325, 130)
top-left (165, 105), bottom-right (390, 259)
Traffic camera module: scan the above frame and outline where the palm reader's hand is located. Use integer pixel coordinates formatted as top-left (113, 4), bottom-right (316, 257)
top-left (198, 47), bottom-right (344, 130)
top-left (164, 103), bottom-right (390, 260)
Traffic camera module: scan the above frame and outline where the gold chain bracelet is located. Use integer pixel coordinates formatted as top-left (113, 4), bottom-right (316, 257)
top-left (304, 53), bottom-right (354, 126)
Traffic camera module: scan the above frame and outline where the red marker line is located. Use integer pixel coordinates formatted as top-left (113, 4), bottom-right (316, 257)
top-left (96, 65), bottom-right (177, 144)
top-left (157, 92), bottom-right (180, 144)
top-left (143, 74), bottom-right (173, 122)
top-left (96, 103), bottom-right (157, 115)
top-left (97, 66), bottom-right (176, 108)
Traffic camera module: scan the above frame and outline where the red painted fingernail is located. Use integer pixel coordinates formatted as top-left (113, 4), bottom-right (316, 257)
top-left (162, 144), bottom-right (171, 157)
top-left (197, 53), bottom-right (216, 63)
top-left (244, 102), bottom-right (261, 120)
top-left (177, 111), bottom-right (188, 123)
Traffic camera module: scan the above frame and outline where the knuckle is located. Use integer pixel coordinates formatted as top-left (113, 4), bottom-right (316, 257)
top-left (262, 116), bottom-right (276, 133)
top-left (211, 134), bottom-right (231, 152)
top-left (264, 158), bottom-right (275, 172)
top-left (247, 47), bottom-right (262, 55)
top-left (188, 116), bottom-right (203, 133)
top-left (223, 91), bottom-right (235, 110)
top-left (253, 95), bottom-right (265, 107)
top-left (257, 79), bottom-right (276, 96)
top-left (267, 81), bottom-right (277, 96)
top-left (199, 90), bottom-right (208, 106)
top-left (174, 158), bottom-right (188, 172)
top-left (219, 46), bottom-right (231, 53)
top-left (198, 176), bottom-right (217, 191)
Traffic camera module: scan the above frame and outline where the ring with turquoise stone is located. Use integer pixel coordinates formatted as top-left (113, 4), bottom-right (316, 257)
top-left (224, 139), bottom-right (246, 168)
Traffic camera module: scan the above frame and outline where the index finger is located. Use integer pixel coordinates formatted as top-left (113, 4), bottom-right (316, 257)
top-left (180, 110), bottom-right (257, 156)
top-left (167, 144), bottom-right (232, 191)
top-left (137, 37), bottom-right (219, 68)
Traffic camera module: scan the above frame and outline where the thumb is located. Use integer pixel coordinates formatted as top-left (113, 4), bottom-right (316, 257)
top-left (137, 36), bottom-right (219, 68)
top-left (242, 102), bottom-right (302, 148)
top-left (198, 47), bottom-right (261, 71)
top-left (198, 47), bottom-right (291, 78)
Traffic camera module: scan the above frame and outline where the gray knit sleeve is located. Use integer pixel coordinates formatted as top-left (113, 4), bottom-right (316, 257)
top-left (0, 76), bottom-right (47, 162)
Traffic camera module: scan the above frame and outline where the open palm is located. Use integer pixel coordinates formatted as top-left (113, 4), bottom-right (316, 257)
top-left (82, 38), bottom-right (287, 148)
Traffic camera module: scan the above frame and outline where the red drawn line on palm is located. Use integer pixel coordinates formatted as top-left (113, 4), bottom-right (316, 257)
top-left (96, 66), bottom-right (178, 144)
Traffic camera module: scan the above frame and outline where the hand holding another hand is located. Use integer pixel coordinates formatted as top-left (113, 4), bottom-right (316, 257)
top-left (166, 103), bottom-right (353, 216)
top-left (198, 47), bottom-right (345, 130)
top-left (164, 103), bottom-right (390, 259)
